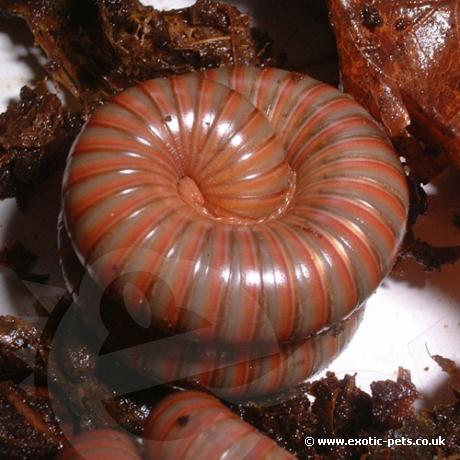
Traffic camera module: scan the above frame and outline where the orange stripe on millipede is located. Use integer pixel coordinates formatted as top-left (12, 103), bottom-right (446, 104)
top-left (300, 136), bottom-right (400, 171)
top-left (233, 227), bottom-right (260, 343)
top-left (274, 221), bottom-right (329, 333)
top-left (79, 193), bottom-right (174, 259)
top-left (289, 214), bottom-right (359, 315)
top-left (68, 156), bottom-right (175, 186)
top-left (290, 116), bottom-right (380, 167)
top-left (280, 90), bottom-right (348, 138)
top-left (133, 213), bottom-right (191, 297)
top-left (75, 136), bottom-right (152, 154)
top-left (306, 207), bottom-right (382, 288)
top-left (298, 176), bottom-right (407, 221)
top-left (196, 225), bottom-right (231, 340)
top-left (67, 175), bottom-right (165, 220)
top-left (90, 112), bottom-right (155, 143)
top-left (297, 194), bottom-right (397, 252)
top-left (277, 84), bottom-right (336, 136)
top-left (304, 158), bottom-right (408, 188)
top-left (257, 226), bottom-right (297, 342)
top-left (98, 206), bottom-right (180, 282)
top-left (164, 222), bottom-right (209, 329)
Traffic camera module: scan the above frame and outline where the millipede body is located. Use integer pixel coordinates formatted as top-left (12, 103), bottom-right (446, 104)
top-left (143, 391), bottom-right (296, 459)
top-left (61, 65), bottom-right (409, 397)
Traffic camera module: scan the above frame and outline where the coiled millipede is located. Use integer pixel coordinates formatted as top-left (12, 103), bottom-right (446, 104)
top-left (61, 66), bottom-right (409, 397)
top-left (143, 391), bottom-right (295, 459)
top-left (59, 223), bottom-right (363, 398)
top-left (57, 429), bottom-right (141, 460)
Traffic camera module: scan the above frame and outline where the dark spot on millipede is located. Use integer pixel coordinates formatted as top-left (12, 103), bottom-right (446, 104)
top-left (164, 115), bottom-right (172, 123)
top-left (290, 72), bottom-right (304, 82)
top-left (177, 415), bottom-right (189, 426)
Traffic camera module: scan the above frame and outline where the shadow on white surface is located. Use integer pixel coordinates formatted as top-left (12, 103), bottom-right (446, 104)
top-left (0, 15), bottom-right (47, 110)
top-left (0, 171), bottom-right (66, 317)
top-left (326, 167), bottom-right (460, 408)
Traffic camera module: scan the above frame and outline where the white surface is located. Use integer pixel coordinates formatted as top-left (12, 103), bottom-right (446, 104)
top-left (0, 0), bottom-right (459, 407)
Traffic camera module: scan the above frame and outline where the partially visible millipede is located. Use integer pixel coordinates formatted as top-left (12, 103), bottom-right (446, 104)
top-left (143, 391), bottom-right (296, 459)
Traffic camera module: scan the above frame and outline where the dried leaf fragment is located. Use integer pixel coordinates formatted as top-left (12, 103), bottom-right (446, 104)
top-left (329, 0), bottom-right (460, 182)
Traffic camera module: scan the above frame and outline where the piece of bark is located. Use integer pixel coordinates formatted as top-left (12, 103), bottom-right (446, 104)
top-left (329, 0), bottom-right (460, 183)
top-left (0, 82), bottom-right (82, 200)
top-left (0, 0), bottom-right (268, 111)
top-left (432, 355), bottom-right (460, 398)
top-left (370, 367), bottom-right (419, 429)
top-left (0, 316), bottom-right (48, 383)
top-left (0, 295), bottom-right (72, 385)
top-left (0, 382), bottom-right (65, 459)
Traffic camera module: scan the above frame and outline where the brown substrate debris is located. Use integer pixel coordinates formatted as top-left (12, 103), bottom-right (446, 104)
top-left (0, 305), bottom-right (459, 459)
top-left (328, 0), bottom-right (460, 184)
top-left (0, 0), bottom-right (269, 110)
top-left (0, 382), bottom-right (66, 460)
top-left (0, 83), bottom-right (82, 201)
top-left (238, 367), bottom-right (460, 459)
top-left (0, 0), bottom-right (269, 200)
